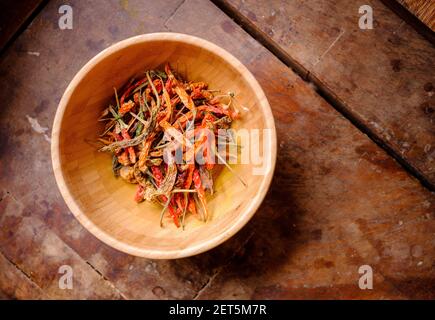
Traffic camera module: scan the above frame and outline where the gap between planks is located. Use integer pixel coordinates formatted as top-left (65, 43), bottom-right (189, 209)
top-left (192, 229), bottom-right (256, 300)
top-left (0, 0), bottom-right (50, 58)
top-left (211, 0), bottom-right (435, 191)
top-left (163, 0), bottom-right (188, 29)
top-left (85, 261), bottom-right (128, 300)
top-left (0, 191), bottom-right (129, 299)
top-left (0, 248), bottom-right (47, 296)
top-left (380, 0), bottom-right (435, 44)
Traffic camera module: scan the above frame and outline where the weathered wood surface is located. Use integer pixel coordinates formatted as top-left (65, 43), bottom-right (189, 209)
top-left (0, 0), bottom-right (434, 299)
top-left (0, 0), bottom-right (45, 53)
top-left (218, 0), bottom-right (435, 189)
top-left (397, 0), bottom-right (435, 30)
top-left (0, 0), bottom-right (216, 300)
top-left (0, 249), bottom-right (47, 299)
top-left (380, 0), bottom-right (435, 44)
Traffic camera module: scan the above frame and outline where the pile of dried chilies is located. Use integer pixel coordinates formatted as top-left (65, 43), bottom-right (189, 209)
top-left (98, 63), bottom-right (241, 229)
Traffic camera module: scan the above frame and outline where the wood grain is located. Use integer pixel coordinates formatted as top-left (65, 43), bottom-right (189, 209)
top-left (0, 191), bottom-right (125, 299)
top-left (52, 33), bottom-right (276, 259)
top-left (0, 0), bottom-right (46, 54)
top-left (0, 0), bottom-right (433, 299)
top-left (397, 0), bottom-right (435, 30)
top-left (0, 250), bottom-right (47, 300)
top-left (0, 0), bottom-right (253, 300)
top-left (166, 0), bottom-right (435, 299)
top-left (217, 0), bottom-right (435, 189)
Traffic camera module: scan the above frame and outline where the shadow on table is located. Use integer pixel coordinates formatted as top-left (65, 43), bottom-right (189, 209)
top-left (171, 155), bottom-right (308, 292)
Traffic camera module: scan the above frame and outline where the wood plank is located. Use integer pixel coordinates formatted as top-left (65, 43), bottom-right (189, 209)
top-left (0, 0), bottom-right (251, 299)
top-left (0, 0), bottom-right (433, 299)
top-left (397, 0), bottom-right (435, 31)
top-left (166, 0), bottom-right (435, 299)
top-left (380, 0), bottom-right (435, 44)
top-left (0, 192), bottom-right (124, 299)
top-left (0, 0), bottom-right (46, 54)
top-left (0, 250), bottom-right (48, 300)
top-left (217, 0), bottom-right (435, 189)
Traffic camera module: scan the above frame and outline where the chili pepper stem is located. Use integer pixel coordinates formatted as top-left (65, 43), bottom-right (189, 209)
top-left (159, 194), bottom-right (173, 228)
top-left (171, 189), bottom-right (198, 193)
top-left (114, 87), bottom-right (120, 110)
top-left (181, 193), bottom-right (188, 230)
top-left (129, 111), bottom-right (148, 126)
top-left (147, 71), bottom-right (160, 109)
top-left (216, 150), bottom-right (247, 187)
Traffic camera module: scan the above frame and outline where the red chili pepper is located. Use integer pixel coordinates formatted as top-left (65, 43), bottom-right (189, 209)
top-left (133, 92), bottom-right (141, 105)
top-left (197, 104), bottom-right (239, 119)
top-left (153, 166), bottom-right (180, 228)
top-left (120, 78), bottom-right (148, 105)
top-left (193, 169), bottom-right (203, 192)
top-left (134, 185), bottom-right (144, 203)
top-left (111, 132), bottom-right (123, 141)
top-left (184, 164), bottom-right (195, 189)
top-left (151, 165), bottom-right (182, 228)
top-left (121, 129), bottom-right (136, 163)
top-left (191, 88), bottom-right (203, 99)
top-left (204, 148), bottom-right (214, 170)
top-left (175, 193), bottom-right (186, 218)
top-left (151, 166), bottom-right (163, 186)
top-left (203, 137), bottom-right (215, 170)
top-left (169, 197), bottom-right (180, 228)
top-left (198, 105), bottom-right (224, 114)
top-left (119, 101), bottom-right (135, 114)
top-left (193, 169), bottom-right (208, 219)
top-left (117, 150), bottom-right (130, 166)
top-left (171, 96), bottom-right (180, 106)
top-left (165, 78), bottom-right (173, 95)
top-left (101, 65), bottom-right (246, 229)
top-left (188, 194), bottom-right (197, 215)
top-left (199, 113), bottom-right (215, 169)
top-left (175, 193), bottom-right (182, 208)
top-left (153, 79), bottom-right (162, 94)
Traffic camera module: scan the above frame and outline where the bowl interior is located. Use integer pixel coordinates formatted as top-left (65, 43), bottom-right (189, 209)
top-left (54, 34), bottom-right (275, 258)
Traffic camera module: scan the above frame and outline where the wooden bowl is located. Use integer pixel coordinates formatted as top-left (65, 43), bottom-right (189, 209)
top-left (51, 33), bottom-right (276, 259)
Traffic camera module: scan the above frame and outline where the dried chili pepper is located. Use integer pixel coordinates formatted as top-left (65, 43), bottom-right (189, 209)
top-left (98, 63), bottom-right (242, 228)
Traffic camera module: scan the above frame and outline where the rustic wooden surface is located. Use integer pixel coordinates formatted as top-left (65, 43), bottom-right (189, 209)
top-left (0, 0), bottom-right (434, 299)
top-left (51, 32), bottom-right (276, 259)
top-left (0, 0), bottom-right (45, 53)
top-left (218, 0), bottom-right (435, 189)
top-left (381, 0), bottom-right (435, 44)
top-left (397, 0), bottom-right (435, 30)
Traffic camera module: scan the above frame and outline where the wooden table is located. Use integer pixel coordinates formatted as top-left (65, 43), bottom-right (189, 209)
top-left (0, 0), bottom-right (433, 299)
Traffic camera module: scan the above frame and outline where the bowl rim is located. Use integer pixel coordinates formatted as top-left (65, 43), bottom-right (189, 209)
top-left (51, 32), bottom-right (277, 259)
